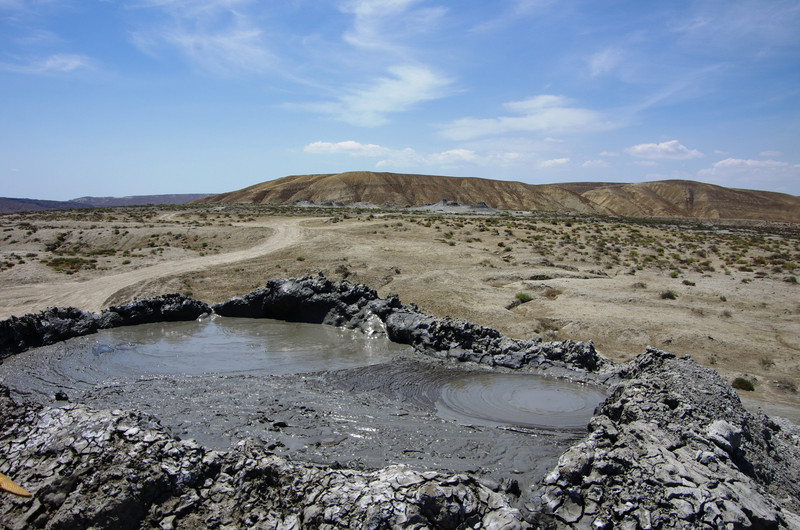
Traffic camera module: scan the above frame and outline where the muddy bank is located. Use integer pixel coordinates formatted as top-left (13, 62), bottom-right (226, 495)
top-left (212, 274), bottom-right (603, 372)
top-left (0, 294), bottom-right (210, 359)
top-left (2, 276), bottom-right (800, 528)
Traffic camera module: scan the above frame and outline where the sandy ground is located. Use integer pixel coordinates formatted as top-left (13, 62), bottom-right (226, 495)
top-left (1, 205), bottom-right (798, 423)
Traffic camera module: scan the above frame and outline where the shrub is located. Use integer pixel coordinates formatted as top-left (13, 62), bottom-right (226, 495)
top-left (515, 293), bottom-right (532, 303)
top-left (660, 290), bottom-right (678, 300)
top-left (732, 378), bottom-right (755, 391)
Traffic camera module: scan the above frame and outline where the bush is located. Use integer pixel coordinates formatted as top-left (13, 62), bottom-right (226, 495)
top-left (515, 292), bottom-right (532, 303)
top-left (732, 377), bottom-right (755, 391)
top-left (660, 290), bottom-right (678, 300)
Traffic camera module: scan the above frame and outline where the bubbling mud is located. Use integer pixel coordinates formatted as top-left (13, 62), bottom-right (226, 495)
top-left (437, 373), bottom-right (607, 430)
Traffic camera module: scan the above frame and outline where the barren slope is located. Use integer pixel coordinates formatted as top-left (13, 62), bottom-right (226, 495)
top-left (197, 172), bottom-right (609, 214)
top-left (198, 172), bottom-right (800, 223)
top-left (576, 180), bottom-right (800, 221)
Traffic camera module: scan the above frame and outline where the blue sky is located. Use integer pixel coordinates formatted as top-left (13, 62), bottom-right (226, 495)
top-left (1, 0), bottom-right (799, 200)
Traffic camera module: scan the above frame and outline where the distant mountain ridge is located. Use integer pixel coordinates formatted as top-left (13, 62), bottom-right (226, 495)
top-left (0, 194), bottom-right (210, 214)
top-left (195, 171), bottom-right (800, 223)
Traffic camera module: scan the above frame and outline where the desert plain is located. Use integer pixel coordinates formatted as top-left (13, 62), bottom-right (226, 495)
top-left (0, 203), bottom-right (798, 423)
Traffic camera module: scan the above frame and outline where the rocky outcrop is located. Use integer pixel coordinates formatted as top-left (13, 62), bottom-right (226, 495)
top-left (0, 295), bottom-right (211, 360)
top-left (0, 386), bottom-right (523, 529)
top-left (213, 275), bottom-right (603, 372)
top-left (539, 348), bottom-right (800, 528)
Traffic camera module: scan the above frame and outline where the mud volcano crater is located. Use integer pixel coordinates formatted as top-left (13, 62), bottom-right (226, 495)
top-left (1, 276), bottom-right (799, 529)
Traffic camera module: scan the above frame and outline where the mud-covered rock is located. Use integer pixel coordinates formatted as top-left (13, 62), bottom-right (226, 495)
top-left (97, 294), bottom-right (212, 329)
top-left (539, 348), bottom-right (800, 529)
top-left (215, 275), bottom-right (603, 372)
top-left (0, 385), bottom-right (524, 529)
top-left (0, 295), bottom-right (211, 360)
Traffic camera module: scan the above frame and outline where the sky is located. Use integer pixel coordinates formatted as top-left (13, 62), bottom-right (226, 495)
top-left (1, 0), bottom-right (799, 200)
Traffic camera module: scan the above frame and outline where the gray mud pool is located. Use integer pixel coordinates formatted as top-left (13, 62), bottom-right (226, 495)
top-left (0, 316), bottom-right (607, 512)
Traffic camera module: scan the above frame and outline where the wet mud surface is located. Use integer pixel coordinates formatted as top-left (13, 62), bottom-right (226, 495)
top-left (0, 316), bottom-right (605, 516)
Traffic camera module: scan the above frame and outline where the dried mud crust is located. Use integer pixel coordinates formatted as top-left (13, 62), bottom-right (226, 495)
top-left (0, 387), bottom-right (523, 529)
top-left (1, 276), bottom-right (800, 529)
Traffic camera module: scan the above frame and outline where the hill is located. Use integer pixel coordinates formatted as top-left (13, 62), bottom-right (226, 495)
top-left (195, 172), bottom-right (800, 223)
top-left (0, 197), bottom-right (88, 214)
top-left (0, 194), bottom-right (210, 214)
top-left (69, 194), bottom-right (211, 208)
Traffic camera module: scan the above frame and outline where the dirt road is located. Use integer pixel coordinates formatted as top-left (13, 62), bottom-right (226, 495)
top-left (0, 218), bottom-right (303, 318)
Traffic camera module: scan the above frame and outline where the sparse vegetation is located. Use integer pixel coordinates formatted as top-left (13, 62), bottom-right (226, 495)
top-left (732, 377), bottom-right (755, 392)
top-left (515, 293), bottom-right (532, 303)
top-left (1, 201), bottom-right (799, 415)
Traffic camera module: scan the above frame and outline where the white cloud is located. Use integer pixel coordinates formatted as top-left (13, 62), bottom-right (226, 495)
top-left (588, 48), bottom-right (621, 77)
top-left (503, 94), bottom-right (569, 113)
top-left (340, 0), bottom-right (445, 52)
top-left (582, 159), bottom-right (610, 168)
top-left (0, 53), bottom-right (92, 73)
top-left (304, 140), bottom-right (390, 157)
top-left (299, 64), bottom-right (452, 126)
top-left (429, 149), bottom-right (478, 165)
top-left (163, 26), bottom-right (273, 74)
top-left (706, 158), bottom-right (789, 170)
top-left (759, 150), bottom-right (782, 157)
top-left (130, 0), bottom-right (274, 75)
top-left (698, 158), bottom-right (799, 191)
top-left (599, 151), bottom-right (619, 157)
top-left (304, 140), bottom-right (523, 170)
top-left (625, 140), bottom-right (703, 160)
top-left (468, 0), bottom-right (555, 34)
top-left (439, 94), bottom-right (612, 141)
top-left (539, 157), bottom-right (570, 168)
top-left (673, 1), bottom-right (800, 53)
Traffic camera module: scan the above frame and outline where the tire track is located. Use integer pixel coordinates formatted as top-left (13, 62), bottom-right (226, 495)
top-left (0, 219), bottom-right (303, 318)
